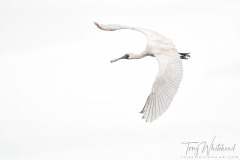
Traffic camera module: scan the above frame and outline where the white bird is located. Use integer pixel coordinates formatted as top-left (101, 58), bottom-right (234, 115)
top-left (94, 22), bottom-right (190, 122)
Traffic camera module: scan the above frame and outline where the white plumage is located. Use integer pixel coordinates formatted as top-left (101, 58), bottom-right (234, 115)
top-left (94, 22), bottom-right (188, 122)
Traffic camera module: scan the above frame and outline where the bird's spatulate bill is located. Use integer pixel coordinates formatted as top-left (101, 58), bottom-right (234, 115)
top-left (110, 54), bottom-right (129, 63)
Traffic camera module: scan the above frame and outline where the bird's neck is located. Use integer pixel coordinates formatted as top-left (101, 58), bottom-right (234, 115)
top-left (129, 53), bottom-right (147, 59)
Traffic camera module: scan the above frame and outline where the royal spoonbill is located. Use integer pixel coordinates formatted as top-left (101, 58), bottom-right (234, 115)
top-left (94, 22), bottom-right (190, 122)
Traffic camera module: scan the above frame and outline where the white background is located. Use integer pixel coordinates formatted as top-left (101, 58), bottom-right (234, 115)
top-left (0, 0), bottom-right (240, 159)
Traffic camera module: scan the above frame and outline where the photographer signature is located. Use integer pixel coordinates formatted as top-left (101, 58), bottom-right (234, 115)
top-left (181, 136), bottom-right (236, 157)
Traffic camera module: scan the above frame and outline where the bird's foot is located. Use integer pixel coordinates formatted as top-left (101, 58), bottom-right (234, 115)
top-left (179, 53), bottom-right (190, 60)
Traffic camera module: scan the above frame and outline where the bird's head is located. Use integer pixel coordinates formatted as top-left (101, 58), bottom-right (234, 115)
top-left (110, 54), bottom-right (129, 63)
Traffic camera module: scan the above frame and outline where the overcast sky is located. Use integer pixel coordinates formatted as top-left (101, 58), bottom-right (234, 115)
top-left (0, 0), bottom-right (240, 160)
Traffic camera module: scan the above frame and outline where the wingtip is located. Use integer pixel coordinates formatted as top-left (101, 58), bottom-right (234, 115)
top-left (94, 21), bottom-right (102, 30)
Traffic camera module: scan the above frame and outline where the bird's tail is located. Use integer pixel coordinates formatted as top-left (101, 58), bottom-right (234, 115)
top-left (94, 22), bottom-right (154, 38)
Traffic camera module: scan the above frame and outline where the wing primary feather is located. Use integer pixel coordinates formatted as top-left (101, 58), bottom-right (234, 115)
top-left (143, 95), bottom-right (152, 119)
top-left (140, 50), bottom-right (183, 122)
top-left (140, 95), bottom-right (150, 113)
top-left (146, 94), bottom-right (154, 122)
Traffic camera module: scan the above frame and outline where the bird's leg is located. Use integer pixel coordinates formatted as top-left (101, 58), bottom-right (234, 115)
top-left (179, 53), bottom-right (190, 59)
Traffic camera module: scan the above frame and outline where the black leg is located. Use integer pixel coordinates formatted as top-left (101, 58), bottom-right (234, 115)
top-left (179, 53), bottom-right (190, 59)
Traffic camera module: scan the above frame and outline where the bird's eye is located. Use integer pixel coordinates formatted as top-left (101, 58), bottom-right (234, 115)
top-left (124, 54), bottom-right (129, 59)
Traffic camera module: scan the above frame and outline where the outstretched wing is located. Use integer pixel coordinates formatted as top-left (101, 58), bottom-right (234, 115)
top-left (140, 51), bottom-right (183, 122)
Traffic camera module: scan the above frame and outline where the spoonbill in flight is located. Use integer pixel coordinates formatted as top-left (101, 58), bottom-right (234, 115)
top-left (94, 22), bottom-right (190, 122)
